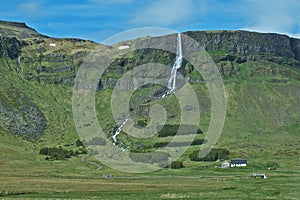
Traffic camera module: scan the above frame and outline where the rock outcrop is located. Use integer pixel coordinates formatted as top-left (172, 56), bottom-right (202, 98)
top-left (185, 30), bottom-right (300, 61)
top-left (0, 36), bottom-right (26, 59)
top-left (0, 91), bottom-right (46, 139)
top-left (0, 20), bottom-right (47, 39)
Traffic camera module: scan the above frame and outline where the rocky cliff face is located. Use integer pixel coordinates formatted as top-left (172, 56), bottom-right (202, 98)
top-left (3, 25), bottom-right (300, 88)
top-left (0, 36), bottom-right (26, 59)
top-left (0, 90), bottom-right (46, 139)
top-left (185, 30), bottom-right (300, 61)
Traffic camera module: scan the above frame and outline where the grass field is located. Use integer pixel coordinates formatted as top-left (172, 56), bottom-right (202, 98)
top-left (0, 166), bottom-right (299, 199)
top-left (1, 123), bottom-right (299, 199)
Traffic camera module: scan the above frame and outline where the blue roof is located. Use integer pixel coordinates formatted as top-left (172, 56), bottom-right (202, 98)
top-left (230, 159), bottom-right (247, 164)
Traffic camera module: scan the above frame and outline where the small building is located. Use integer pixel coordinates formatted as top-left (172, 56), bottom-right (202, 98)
top-left (252, 173), bottom-right (267, 179)
top-left (103, 174), bottom-right (113, 179)
top-left (221, 160), bottom-right (230, 168)
top-left (230, 159), bottom-right (247, 167)
top-left (49, 43), bottom-right (56, 47)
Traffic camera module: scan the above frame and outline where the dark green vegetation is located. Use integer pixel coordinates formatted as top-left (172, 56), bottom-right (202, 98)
top-left (189, 148), bottom-right (230, 162)
top-left (0, 21), bottom-right (299, 199)
top-left (39, 139), bottom-right (87, 160)
top-left (153, 138), bottom-right (206, 148)
top-left (39, 146), bottom-right (87, 160)
top-left (157, 124), bottom-right (203, 137)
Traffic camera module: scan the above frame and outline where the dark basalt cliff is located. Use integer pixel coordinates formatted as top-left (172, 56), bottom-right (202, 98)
top-left (0, 36), bottom-right (26, 59)
top-left (185, 30), bottom-right (300, 63)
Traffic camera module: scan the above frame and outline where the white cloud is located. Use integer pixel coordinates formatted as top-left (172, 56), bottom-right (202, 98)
top-left (129, 0), bottom-right (197, 26)
top-left (241, 0), bottom-right (300, 38)
top-left (18, 1), bottom-right (42, 16)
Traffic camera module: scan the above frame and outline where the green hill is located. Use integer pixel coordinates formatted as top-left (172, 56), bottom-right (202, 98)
top-left (0, 20), bottom-right (299, 199)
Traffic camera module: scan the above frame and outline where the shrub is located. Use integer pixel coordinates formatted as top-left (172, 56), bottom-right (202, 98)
top-left (39, 146), bottom-right (72, 160)
top-left (191, 139), bottom-right (206, 145)
top-left (157, 124), bottom-right (202, 137)
top-left (136, 120), bottom-right (147, 127)
top-left (76, 139), bottom-right (84, 147)
top-left (153, 139), bottom-right (206, 148)
top-left (153, 142), bottom-right (168, 148)
top-left (189, 148), bottom-right (230, 162)
top-left (39, 146), bottom-right (87, 160)
top-left (170, 161), bottom-right (184, 169)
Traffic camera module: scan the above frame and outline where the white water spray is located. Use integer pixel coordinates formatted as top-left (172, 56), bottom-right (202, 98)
top-left (112, 118), bottom-right (129, 146)
top-left (167, 33), bottom-right (182, 92)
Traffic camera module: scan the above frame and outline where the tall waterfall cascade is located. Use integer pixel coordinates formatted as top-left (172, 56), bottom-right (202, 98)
top-left (167, 33), bottom-right (183, 92)
top-left (112, 33), bottom-right (183, 147)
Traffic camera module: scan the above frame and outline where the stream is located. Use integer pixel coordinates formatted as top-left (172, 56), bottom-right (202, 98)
top-left (112, 33), bottom-right (183, 149)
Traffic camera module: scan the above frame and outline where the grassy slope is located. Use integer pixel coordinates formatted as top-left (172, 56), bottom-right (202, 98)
top-left (0, 37), bottom-right (299, 199)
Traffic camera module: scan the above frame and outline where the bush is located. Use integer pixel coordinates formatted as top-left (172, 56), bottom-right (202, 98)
top-left (191, 139), bottom-right (206, 145)
top-left (189, 148), bottom-right (230, 162)
top-left (153, 142), bottom-right (168, 148)
top-left (136, 120), bottom-right (147, 127)
top-left (39, 146), bottom-right (72, 160)
top-left (39, 146), bottom-right (86, 160)
top-left (157, 124), bottom-right (202, 137)
top-left (153, 139), bottom-right (206, 148)
top-left (76, 139), bottom-right (84, 147)
top-left (170, 161), bottom-right (184, 169)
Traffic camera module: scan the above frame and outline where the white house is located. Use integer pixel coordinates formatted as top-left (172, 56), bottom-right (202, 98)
top-left (49, 43), bottom-right (56, 47)
top-left (221, 160), bottom-right (230, 168)
top-left (230, 159), bottom-right (247, 167)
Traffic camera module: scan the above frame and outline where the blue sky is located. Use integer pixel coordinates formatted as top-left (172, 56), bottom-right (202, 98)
top-left (1, 0), bottom-right (300, 43)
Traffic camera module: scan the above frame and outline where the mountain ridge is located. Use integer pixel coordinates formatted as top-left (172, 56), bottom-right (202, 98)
top-left (0, 20), bottom-right (47, 39)
top-left (184, 30), bottom-right (300, 62)
top-left (1, 19), bottom-right (300, 62)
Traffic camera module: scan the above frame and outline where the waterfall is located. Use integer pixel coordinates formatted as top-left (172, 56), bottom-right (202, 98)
top-left (18, 55), bottom-right (21, 65)
top-left (167, 33), bottom-right (182, 92)
top-left (17, 55), bottom-right (24, 81)
top-left (112, 118), bottom-right (129, 148)
top-left (112, 33), bottom-right (183, 147)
